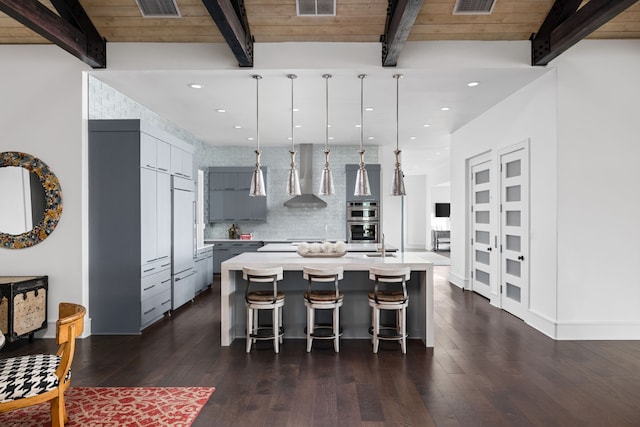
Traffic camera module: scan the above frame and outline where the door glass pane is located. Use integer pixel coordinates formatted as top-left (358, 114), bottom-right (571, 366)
top-left (476, 230), bottom-right (490, 244)
top-left (506, 211), bottom-right (521, 226)
top-left (506, 160), bottom-right (521, 178)
top-left (506, 235), bottom-right (521, 252)
top-left (475, 210), bottom-right (490, 224)
top-left (506, 185), bottom-right (521, 202)
top-left (475, 250), bottom-right (490, 265)
top-left (475, 169), bottom-right (490, 184)
top-left (506, 259), bottom-right (521, 277)
top-left (506, 282), bottom-right (521, 302)
top-left (475, 269), bottom-right (490, 285)
top-left (475, 189), bottom-right (490, 204)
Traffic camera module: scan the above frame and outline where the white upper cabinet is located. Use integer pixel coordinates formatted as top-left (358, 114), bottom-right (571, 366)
top-left (171, 145), bottom-right (193, 179)
top-left (141, 133), bottom-right (171, 173)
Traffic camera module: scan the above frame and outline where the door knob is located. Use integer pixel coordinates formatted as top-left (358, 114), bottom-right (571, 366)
top-left (518, 255), bottom-right (525, 261)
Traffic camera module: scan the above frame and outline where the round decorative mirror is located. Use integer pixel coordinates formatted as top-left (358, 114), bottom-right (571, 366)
top-left (0, 152), bottom-right (63, 249)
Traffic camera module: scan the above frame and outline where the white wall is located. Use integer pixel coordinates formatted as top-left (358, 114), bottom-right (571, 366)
top-left (553, 41), bottom-right (640, 338)
top-left (450, 69), bottom-right (558, 335)
top-left (0, 46), bottom-right (90, 336)
top-left (450, 40), bottom-right (640, 339)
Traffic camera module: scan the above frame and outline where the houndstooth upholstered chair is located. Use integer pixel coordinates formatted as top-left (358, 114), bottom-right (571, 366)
top-left (0, 302), bottom-right (86, 426)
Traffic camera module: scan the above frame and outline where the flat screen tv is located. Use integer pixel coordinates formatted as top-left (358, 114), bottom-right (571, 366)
top-left (435, 203), bottom-right (450, 218)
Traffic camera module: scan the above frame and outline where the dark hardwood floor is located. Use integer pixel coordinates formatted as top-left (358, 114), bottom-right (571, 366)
top-left (2, 267), bottom-right (640, 426)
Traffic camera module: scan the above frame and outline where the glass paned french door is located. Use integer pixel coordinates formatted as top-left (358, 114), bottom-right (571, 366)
top-left (470, 159), bottom-right (493, 299)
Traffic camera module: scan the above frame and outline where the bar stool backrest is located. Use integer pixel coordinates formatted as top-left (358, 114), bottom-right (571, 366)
top-left (369, 266), bottom-right (411, 304)
top-left (243, 266), bottom-right (284, 304)
top-left (303, 266), bottom-right (344, 282)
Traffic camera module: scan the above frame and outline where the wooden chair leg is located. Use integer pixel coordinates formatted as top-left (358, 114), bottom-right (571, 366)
top-left (51, 395), bottom-right (64, 427)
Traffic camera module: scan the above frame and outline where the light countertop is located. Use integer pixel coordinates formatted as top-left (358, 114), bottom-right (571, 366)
top-left (257, 242), bottom-right (397, 253)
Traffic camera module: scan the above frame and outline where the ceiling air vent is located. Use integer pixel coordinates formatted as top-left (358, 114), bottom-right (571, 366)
top-left (453, 0), bottom-right (496, 15)
top-left (136, 0), bottom-right (181, 18)
top-left (296, 0), bottom-right (336, 16)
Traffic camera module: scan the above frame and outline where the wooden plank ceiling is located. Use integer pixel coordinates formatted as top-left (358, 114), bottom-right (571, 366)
top-left (1, 0), bottom-right (639, 46)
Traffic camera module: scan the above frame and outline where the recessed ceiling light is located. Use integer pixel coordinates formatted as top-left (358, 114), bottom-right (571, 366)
top-left (327, 124), bottom-right (332, 128)
top-left (293, 108), bottom-right (300, 112)
top-left (328, 136), bottom-right (334, 140)
top-left (423, 124), bottom-right (431, 127)
top-left (467, 81), bottom-right (479, 87)
top-left (365, 107), bottom-right (373, 112)
top-left (355, 124), bottom-right (361, 128)
top-left (234, 125), bottom-right (242, 129)
top-left (409, 136), bottom-right (416, 140)
top-left (287, 137), bottom-right (292, 140)
top-left (436, 152), bottom-right (441, 155)
top-left (188, 83), bottom-right (203, 89)
top-left (247, 137), bottom-right (254, 141)
top-left (216, 109), bottom-right (226, 113)
top-left (441, 107), bottom-right (451, 111)
top-left (295, 125), bottom-right (302, 128)
top-left (368, 136), bottom-right (374, 140)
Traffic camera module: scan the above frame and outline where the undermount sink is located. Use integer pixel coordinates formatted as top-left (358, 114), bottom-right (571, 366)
top-left (365, 253), bottom-right (396, 257)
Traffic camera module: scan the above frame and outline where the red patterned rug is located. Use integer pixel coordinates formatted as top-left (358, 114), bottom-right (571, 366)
top-left (0, 386), bottom-right (215, 427)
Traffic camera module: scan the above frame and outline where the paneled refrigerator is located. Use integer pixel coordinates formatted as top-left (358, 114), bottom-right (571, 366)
top-left (172, 176), bottom-right (196, 310)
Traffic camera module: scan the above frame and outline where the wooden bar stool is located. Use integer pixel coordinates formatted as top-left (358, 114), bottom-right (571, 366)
top-left (303, 266), bottom-right (344, 352)
top-left (368, 266), bottom-right (411, 354)
top-left (243, 266), bottom-right (285, 353)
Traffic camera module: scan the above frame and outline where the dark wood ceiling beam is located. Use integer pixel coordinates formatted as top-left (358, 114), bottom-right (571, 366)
top-left (381, 0), bottom-right (424, 67)
top-left (531, 0), bottom-right (639, 66)
top-left (0, 0), bottom-right (105, 68)
top-left (201, 0), bottom-right (253, 67)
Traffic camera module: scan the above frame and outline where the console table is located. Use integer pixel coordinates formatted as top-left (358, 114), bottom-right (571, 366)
top-left (432, 230), bottom-right (450, 251)
top-left (0, 276), bottom-right (48, 342)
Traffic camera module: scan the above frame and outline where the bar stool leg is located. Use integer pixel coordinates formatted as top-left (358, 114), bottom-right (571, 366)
top-left (400, 306), bottom-right (407, 354)
top-left (279, 305), bottom-right (284, 344)
top-left (373, 306), bottom-right (380, 354)
top-left (306, 306), bottom-right (314, 352)
top-left (333, 307), bottom-right (340, 353)
top-left (246, 307), bottom-right (253, 353)
top-left (273, 306), bottom-right (280, 354)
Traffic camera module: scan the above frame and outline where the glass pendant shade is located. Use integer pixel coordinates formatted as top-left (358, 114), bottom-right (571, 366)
top-left (319, 73), bottom-right (335, 195)
top-left (250, 75), bottom-right (266, 197)
top-left (286, 74), bottom-right (302, 196)
top-left (354, 74), bottom-right (371, 197)
top-left (391, 74), bottom-right (406, 196)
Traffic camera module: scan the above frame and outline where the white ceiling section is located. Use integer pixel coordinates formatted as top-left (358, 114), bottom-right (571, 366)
top-left (92, 41), bottom-right (551, 173)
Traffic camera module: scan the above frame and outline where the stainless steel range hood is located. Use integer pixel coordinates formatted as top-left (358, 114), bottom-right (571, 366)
top-left (284, 144), bottom-right (327, 208)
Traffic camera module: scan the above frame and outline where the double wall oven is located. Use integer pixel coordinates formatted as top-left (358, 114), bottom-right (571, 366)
top-left (347, 201), bottom-right (379, 243)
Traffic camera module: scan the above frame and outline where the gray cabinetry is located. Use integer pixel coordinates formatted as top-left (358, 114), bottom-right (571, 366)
top-left (88, 119), bottom-right (193, 334)
top-left (212, 241), bottom-right (262, 274)
top-left (195, 245), bottom-right (214, 294)
top-left (209, 167), bottom-right (267, 223)
top-left (346, 164), bottom-right (381, 202)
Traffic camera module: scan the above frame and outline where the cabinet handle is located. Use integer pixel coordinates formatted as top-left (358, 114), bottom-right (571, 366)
top-left (161, 299), bottom-right (171, 306)
top-left (143, 268), bottom-right (155, 273)
top-left (158, 167), bottom-right (168, 172)
top-left (146, 164), bottom-right (155, 169)
top-left (161, 278), bottom-right (171, 284)
top-left (161, 263), bottom-right (171, 268)
top-left (144, 307), bottom-right (156, 315)
top-left (143, 284), bottom-right (156, 291)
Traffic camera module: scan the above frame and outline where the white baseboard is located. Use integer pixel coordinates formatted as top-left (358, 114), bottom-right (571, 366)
top-left (526, 310), bottom-right (558, 339)
top-left (38, 317), bottom-right (92, 339)
top-left (448, 272), bottom-right (468, 290)
top-left (555, 321), bottom-right (640, 340)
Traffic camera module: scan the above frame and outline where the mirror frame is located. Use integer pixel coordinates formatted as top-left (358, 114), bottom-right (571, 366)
top-left (0, 151), bottom-right (63, 249)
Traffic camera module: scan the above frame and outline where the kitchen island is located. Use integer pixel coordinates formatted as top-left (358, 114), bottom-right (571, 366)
top-left (220, 252), bottom-right (434, 348)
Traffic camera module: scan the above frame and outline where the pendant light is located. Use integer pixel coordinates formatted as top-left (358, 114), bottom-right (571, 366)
top-left (249, 75), bottom-right (266, 197)
top-left (392, 74), bottom-right (407, 196)
top-left (286, 74), bottom-right (301, 196)
top-left (319, 73), bottom-right (335, 196)
top-left (354, 74), bottom-right (371, 197)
